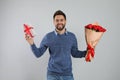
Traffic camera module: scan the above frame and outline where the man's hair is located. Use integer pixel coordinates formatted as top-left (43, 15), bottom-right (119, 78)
top-left (53, 10), bottom-right (66, 20)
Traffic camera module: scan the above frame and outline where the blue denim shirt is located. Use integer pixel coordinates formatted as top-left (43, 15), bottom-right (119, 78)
top-left (31, 30), bottom-right (86, 76)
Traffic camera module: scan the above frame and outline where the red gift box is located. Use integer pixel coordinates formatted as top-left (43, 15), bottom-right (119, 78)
top-left (24, 24), bottom-right (35, 38)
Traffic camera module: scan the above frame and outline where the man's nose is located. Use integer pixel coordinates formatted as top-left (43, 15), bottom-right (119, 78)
top-left (58, 20), bottom-right (62, 23)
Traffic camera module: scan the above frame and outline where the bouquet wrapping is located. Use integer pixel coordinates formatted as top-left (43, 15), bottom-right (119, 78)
top-left (85, 23), bottom-right (106, 62)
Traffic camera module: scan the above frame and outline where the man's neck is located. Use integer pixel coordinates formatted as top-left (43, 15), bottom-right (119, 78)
top-left (56, 28), bottom-right (66, 35)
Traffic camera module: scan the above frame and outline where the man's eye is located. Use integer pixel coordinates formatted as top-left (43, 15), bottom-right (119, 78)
top-left (56, 20), bottom-right (59, 22)
top-left (61, 19), bottom-right (63, 22)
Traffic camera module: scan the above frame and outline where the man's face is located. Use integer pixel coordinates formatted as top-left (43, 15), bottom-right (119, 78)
top-left (54, 15), bottom-right (66, 31)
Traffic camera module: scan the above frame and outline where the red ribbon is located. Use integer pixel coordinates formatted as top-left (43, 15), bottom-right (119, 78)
top-left (24, 24), bottom-right (34, 38)
top-left (85, 44), bottom-right (94, 62)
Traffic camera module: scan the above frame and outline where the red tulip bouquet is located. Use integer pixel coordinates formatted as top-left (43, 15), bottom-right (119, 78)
top-left (85, 22), bottom-right (106, 62)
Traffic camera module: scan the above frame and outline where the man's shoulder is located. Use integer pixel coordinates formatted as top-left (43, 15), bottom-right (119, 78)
top-left (45, 31), bottom-right (55, 37)
top-left (67, 31), bottom-right (76, 37)
top-left (47, 31), bottom-right (54, 35)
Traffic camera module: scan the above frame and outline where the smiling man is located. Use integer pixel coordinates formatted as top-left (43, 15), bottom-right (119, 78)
top-left (25, 10), bottom-right (87, 80)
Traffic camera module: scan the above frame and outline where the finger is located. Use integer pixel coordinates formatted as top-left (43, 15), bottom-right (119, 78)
top-left (25, 34), bottom-right (28, 39)
top-left (25, 35), bottom-right (31, 40)
top-left (26, 34), bottom-right (30, 38)
top-left (25, 34), bottom-right (28, 38)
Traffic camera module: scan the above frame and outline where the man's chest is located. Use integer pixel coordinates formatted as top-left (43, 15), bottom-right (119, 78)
top-left (48, 36), bottom-right (73, 48)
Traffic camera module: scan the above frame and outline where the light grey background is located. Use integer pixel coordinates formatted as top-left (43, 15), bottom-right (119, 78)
top-left (0, 0), bottom-right (120, 80)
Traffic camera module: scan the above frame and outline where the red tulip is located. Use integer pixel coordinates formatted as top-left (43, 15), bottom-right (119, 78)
top-left (85, 24), bottom-right (106, 32)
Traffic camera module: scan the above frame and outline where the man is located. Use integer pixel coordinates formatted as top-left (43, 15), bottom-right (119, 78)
top-left (25, 10), bottom-right (87, 80)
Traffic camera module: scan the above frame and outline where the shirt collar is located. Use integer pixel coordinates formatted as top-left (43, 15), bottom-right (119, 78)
top-left (54, 29), bottom-right (68, 36)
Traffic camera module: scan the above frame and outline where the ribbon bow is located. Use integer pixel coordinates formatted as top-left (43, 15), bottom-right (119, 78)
top-left (85, 44), bottom-right (94, 62)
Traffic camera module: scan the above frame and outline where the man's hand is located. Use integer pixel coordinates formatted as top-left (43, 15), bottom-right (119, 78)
top-left (25, 34), bottom-right (34, 45)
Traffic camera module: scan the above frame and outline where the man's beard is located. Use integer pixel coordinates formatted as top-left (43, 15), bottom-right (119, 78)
top-left (56, 24), bottom-right (65, 31)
